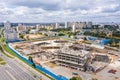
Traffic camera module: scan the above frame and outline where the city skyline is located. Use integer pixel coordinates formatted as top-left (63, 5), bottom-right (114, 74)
top-left (0, 0), bottom-right (120, 22)
top-left (1, 13), bottom-right (120, 80)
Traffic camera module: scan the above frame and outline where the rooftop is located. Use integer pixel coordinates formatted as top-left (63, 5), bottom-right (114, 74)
top-left (58, 47), bottom-right (89, 57)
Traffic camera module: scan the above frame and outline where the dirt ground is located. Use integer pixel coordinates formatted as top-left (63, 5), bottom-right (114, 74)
top-left (44, 62), bottom-right (57, 68)
top-left (24, 34), bottom-right (44, 39)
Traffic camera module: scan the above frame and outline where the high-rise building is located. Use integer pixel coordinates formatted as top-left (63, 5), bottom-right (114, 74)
top-left (65, 22), bottom-right (68, 28)
top-left (17, 24), bottom-right (27, 33)
top-left (36, 24), bottom-right (40, 31)
top-left (4, 21), bottom-right (19, 41)
top-left (55, 22), bottom-right (59, 29)
top-left (4, 21), bottom-right (11, 32)
top-left (80, 22), bottom-right (87, 28)
top-left (87, 22), bottom-right (92, 28)
top-left (72, 23), bottom-right (76, 32)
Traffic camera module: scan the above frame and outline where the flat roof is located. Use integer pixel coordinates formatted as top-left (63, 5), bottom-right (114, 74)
top-left (58, 47), bottom-right (89, 57)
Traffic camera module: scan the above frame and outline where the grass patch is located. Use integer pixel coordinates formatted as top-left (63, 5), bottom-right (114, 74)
top-left (0, 35), bottom-right (14, 58)
top-left (0, 45), bottom-right (13, 58)
top-left (0, 57), bottom-right (6, 65)
top-left (2, 44), bottom-right (17, 57)
top-left (0, 61), bottom-right (6, 65)
top-left (0, 57), bottom-right (3, 61)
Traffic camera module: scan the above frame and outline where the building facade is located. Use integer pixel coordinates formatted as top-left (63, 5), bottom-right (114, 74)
top-left (72, 23), bottom-right (76, 32)
top-left (55, 47), bottom-right (110, 72)
top-left (87, 22), bottom-right (92, 28)
top-left (56, 48), bottom-right (90, 71)
top-left (65, 22), bottom-right (68, 28)
top-left (4, 21), bottom-right (19, 41)
top-left (55, 23), bottom-right (60, 29)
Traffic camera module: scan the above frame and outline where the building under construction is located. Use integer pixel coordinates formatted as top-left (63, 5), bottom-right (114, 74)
top-left (56, 47), bottom-right (91, 71)
top-left (56, 47), bottom-right (111, 72)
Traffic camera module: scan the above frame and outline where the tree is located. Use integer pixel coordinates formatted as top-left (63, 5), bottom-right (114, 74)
top-left (39, 28), bottom-right (47, 31)
top-left (19, 34), bottom-right (24, 39)
top-left (70, 76), bottom-right (82, 80)
top-left (70, 77), bottom-right (76, 80)
top-left (58, 33), bottom-right (65, 36)
top-left (28, 56), bottom-right (36, 68)
top-left (84, 37), bottom-right (87, 40)
top-left (44, 33), bottom-right (48, 37)
top-left (32, 63), bottom-right (36, 68)
top-left (28, 56), bottom-right (33, 63)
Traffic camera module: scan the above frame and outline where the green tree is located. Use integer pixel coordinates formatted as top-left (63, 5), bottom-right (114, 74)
top-left (28, 56), bottom-right (36, 68)
top-left (32, 63), bottom-right (36, 68)
top-left (70, 77), bottom-right (76, 80)
top-left (28, 56), bottom-right (33, 63)
top-left (44, 33), bottom-right (48, 37)
top-left (58, 33), bottom-right (65, 36)
top-left (91, 78), bottom-right (98, 80)
top-left (19, 34), bottom-right (24, 39)
top-left (70, 76), bottom-right (82, 80)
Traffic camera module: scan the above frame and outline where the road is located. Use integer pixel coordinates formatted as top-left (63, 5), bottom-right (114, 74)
top-left (0, 51), bottom-right (51, 80)
top-left (0, 51), bottom-right (38, 80)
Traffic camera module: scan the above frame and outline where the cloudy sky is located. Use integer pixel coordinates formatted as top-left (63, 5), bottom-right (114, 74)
top-left (0, 0), bottom-right (120, 22)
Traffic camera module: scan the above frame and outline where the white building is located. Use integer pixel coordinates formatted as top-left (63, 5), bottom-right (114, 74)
top-left (4, 21), bottom-right (19, 41)
top-left (36, 24), bottom-right (40, 31)
top-left (4, 21), bottom-right (11, 32)
top-left (29, 29), bottom-right (38, 34)
top-left (72, 23), bottom-right (76, 32)
top-left (99, 24), bottom-right (104, 28)
top-left (55, 22), bottom-right (59, 29)
top-left (65, 22), bottom-right (68, 28)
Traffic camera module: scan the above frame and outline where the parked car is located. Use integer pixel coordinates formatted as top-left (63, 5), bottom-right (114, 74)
top-left (72, 72), bottom-right (78, 75)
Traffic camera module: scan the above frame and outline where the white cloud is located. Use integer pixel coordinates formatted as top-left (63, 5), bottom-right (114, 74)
top-left (0, 0), bottom-right (120, 22)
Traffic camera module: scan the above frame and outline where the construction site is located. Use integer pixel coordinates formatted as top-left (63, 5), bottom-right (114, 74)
top-left (9, 38), bottom-right (119, 80)
top-left (55, 44), bottom-right (112, 72)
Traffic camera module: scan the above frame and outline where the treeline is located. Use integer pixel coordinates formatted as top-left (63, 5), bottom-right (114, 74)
top-left (51, 27), bottom-right (71, 32)
top-left (84, 31), bottom-right (120, 39)
top-left (84, 31), bottom-right (106, 38)
top-left (113, 31), bottom-right (120, 37)
top-left (84, 31), bottom-right (120, 47)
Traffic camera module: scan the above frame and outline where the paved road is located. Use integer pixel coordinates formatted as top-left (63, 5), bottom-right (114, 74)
top-left (0, 52), bottom-right (38, 80)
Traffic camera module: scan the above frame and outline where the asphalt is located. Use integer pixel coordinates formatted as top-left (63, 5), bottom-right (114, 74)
top-left (0, 52), bottom-right (38, 80)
